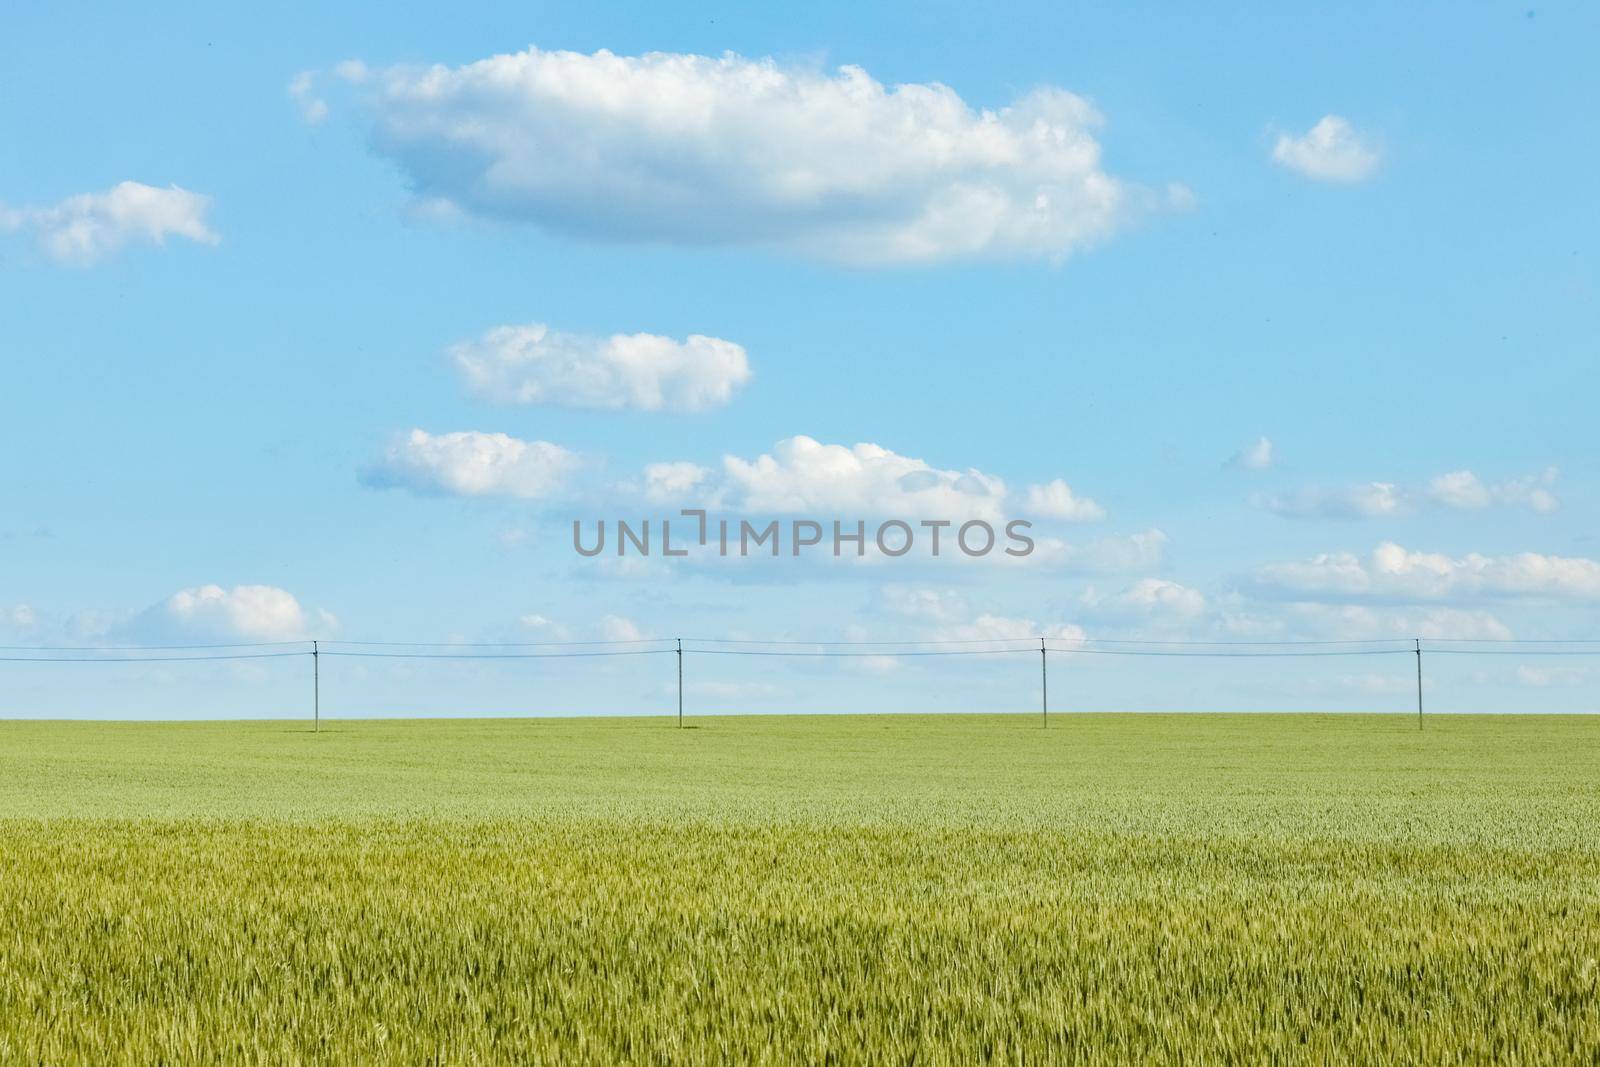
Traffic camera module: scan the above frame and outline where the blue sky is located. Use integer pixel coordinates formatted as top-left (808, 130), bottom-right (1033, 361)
top-left (3, 2), bottom-right (1598, 716)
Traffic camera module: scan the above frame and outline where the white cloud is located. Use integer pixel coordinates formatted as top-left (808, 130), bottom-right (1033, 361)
top-left (1426, 468), bottom-right (1559, 514)
top-left (1260, 468), bottom-right (1561, 519)
top-left (518, 613), bottom-right (566, 637)
top-left (1080, 578), bottom-right (1206, 619)
top-left (161, 584), bottom-right (332, 641)
top-left (1228, 436), bottom-right (1275, 470)
top-left (1257, 482), bottom-right (1404, 519)
top-left (623, 436), bottom-right (1161, 571)
top-left (515, 612), bottom-right (647, 643)
top-left (342, 46), bottom-right (1163, 264)
top-left (938, 612), bottom-right (1085, 646)
top-left (641, 462), bottom-right (712, 503)
top-left (598, 614), bottom-right (645, 642)
top-left (1, 181), bottom-right (218, 264)
top-left (10, 604), bottom-right (35, 628)
top-left (450, 323), bottom-right (751, 412)
top-left (1303, 605), bottom-right (1512, 642)
top-left (1255, 542), bottom-right (1600, 602)
top-left (1271, 115), bottom-right (1380, 183)
top-left (288, 71), bottom-right (329, 124)
top-left (879, 586), bottom-right (969, 623)
top-left (1281, 672), bottom-right (1421, 699)
top-left (680, 679), bottom-right (788, 701)
top-left (1024, 479), bottom-right (1105, 522)
top-left (1027, 528), bottom-right (1169, 572)
top-left (1515, 664), bottom-right (1594, 688)
top-left (717, 435), bottom-right (1008, 520)
top-left (1425, 470), bottom-right (1490, 510)
top-left (361, 429), bottom-right (581, 499)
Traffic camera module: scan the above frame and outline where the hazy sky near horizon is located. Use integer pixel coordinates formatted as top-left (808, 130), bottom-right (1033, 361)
top-left (3, 2), bottom-right (1598, 716)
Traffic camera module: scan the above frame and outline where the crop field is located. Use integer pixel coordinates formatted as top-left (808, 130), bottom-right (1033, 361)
top-left (1, 713), bottom-right (1597, 1064)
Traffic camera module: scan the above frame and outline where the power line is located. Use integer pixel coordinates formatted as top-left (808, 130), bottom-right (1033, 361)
top-left (1043, 647), bottom-right (1413, 659)
top-left (681, 636), bottom-right (1042, 647)
top-left (4, 637), bottom-right (1600, 660)
top-left (0, 651), bottom-right (310, 663)
top-left (320, 638), bottom-right (673, 649)
top-left (687, 646), bottom-right (1035, 658)
top-left (319, 649), bottom-right (672, 660)
top-left (0, 640), bottom-right (309, 651)
top-left (1426, 649), bottom-right (1600, 657)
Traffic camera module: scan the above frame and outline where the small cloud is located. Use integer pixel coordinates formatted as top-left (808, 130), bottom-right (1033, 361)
top-left (717, 435), bottom-right (1008, 522)
top-left (142, 584), bottom-right (334, 642)
top-left (1080, 578), bottom-right (1206, 619)
top-left (639, 462), bottom-right (712, 504)
top-left (1515, 664), bottom-right (1593, 688)
top-left (1256, 482), bottom-right (1403, 520)
top-left (451, 323), bottom-right (752, 412)
top-left (878, 586), bottom-right (969, 623)
top-left (1260, 468), bottom-right (1561, 520)
top-left (1271, 115), bottom-right (1380, 183)
top-left (361, 429), bottom-right (581, 499)
top-left (599, 614), bottom-right (645, 642)
top-left (1228, 436), bottom-right (1275, 470)
top-left (1253, 541), bottom-right (1600, 602)
top-left (2, 181), bottom-right (218, 265)
top-left (1426, 468), bottom-right (1559, 514)
top-left (1024, 479), bottom-right (1106, 522)
top-left (288, 71), bottom-right (329, 124)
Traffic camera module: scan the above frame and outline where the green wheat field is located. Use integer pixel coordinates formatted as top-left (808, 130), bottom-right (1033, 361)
top-left (1, 713), bottom-right (1597, 1064)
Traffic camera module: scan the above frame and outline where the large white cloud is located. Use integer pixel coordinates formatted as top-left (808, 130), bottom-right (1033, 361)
top-left (451, 323), bottom-right (751, 411)
top-left (1, 181), bottom-right (218, 264)
top-left (1271, 115), bottom-right (1380, 183)
top-left (1254, 542), bottom-right (1600, 602)
top-left (161, 584), bottom-right (331, 641)
top-left (339, 46), bottom-right (1170, 263)
top-left (361, 429), bottom-right (580, 499)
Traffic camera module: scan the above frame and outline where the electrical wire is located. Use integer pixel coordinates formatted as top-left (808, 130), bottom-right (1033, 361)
top-left (0, 651), bottom-right (311, 663)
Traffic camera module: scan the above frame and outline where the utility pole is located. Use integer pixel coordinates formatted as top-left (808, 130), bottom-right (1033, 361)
top-left (676, 637), bottom-right (683, 728)
top-left (1040, 637), bottom-right (1048, 729)
top-left (312, 639), bottom-right (320, 734)
top-left (1414, 638), bottom-right (1423, 731)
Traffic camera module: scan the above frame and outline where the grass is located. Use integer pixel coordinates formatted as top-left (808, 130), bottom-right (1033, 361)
top-left (1, 713), bottom-right (1597, 1063)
